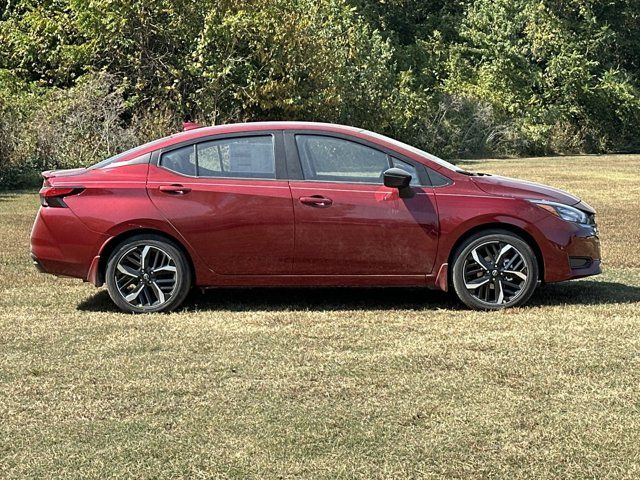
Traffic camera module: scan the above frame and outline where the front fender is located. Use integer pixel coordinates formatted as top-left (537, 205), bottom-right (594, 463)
top-left (432, 193), bottom-right (552, 284)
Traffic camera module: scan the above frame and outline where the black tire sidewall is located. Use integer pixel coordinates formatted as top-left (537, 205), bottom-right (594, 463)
top-left (452, 230), bottom-right (539, 310)
top-left (105, 235), bottom-right (191, 313)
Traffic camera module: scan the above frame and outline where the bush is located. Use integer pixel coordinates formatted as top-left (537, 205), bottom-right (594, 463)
top-left (0, 72), bottom-right (163, 189)
top-left (28, 73), bottom-right (138, 170)
top-left (0, 70), bottom-right (42, 188)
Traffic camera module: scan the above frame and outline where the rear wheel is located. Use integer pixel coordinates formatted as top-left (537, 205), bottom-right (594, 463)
top-left (452, 230), bottom-right (538, 310)
top-left (105, 235), bottom-right (191, 313)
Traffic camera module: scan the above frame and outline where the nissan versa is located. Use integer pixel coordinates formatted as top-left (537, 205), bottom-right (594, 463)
top-left (30, 122), bottom-right (601, 312)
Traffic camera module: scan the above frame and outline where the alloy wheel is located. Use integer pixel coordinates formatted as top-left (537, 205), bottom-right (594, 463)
top-left (462, 240), bottom-right (529, 306)
top-left (114, 244), bottom-right (178, 309)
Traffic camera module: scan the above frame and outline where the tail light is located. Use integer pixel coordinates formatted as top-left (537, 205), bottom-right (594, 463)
top-left (39, 186), bottom-right (84, 207)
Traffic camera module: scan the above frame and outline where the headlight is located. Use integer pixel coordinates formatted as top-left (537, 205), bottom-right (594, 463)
top-left (528, 199), bottom-right (590, 225)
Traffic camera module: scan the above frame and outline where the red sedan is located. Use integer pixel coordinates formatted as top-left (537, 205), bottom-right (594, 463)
top-left (30, 122), bottom-right (601, 312)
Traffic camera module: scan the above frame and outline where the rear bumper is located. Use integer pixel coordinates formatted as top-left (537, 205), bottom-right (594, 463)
top-left (30, 207), bottom-right (108, 280)
top-left (30, 253), bottom-right (47, 273)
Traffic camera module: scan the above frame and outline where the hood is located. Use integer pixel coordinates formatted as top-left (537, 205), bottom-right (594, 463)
top-left (471, 174), bottom-right (581, 206)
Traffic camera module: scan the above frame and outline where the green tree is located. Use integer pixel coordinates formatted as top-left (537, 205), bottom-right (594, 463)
top-left (444, 0), bottom-right (640, 153)
top-left (1, 0), bottom-right (640, 189)
top-left (189, 0), bottom-right (396, 128)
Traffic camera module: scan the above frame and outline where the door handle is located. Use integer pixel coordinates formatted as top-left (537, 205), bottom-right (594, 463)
top-left (299, 195), bottom-right (333, 208)
top-left (159, 184), bottom-right (192, 195)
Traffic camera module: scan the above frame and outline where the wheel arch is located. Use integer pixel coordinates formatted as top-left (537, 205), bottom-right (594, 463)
top-left (447, 222), bottom-right (545, 284)
top-left (95, 228), bottom-right (196, 287)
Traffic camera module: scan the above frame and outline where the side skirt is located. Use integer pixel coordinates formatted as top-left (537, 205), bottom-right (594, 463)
top-left (199, 274), bottom-right (430, 288)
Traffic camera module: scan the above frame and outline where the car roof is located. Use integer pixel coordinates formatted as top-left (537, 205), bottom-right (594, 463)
top-left (167, 121), bottom-right (362, 143)
top-left (112, 122), bottom-right (361, 159)
top-left (106, 121), bottom-right (454, 174)
top-left (107, 122), bottom-right (362, 162)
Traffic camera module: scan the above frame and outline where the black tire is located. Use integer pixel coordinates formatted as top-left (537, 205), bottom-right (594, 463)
top-left (451, 229), bottom-right (539, 310)
top-left (105, 234), bottom-right (192, 313)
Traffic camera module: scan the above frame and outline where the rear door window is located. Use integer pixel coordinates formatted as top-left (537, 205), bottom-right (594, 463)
top-left (159, 135), bottom-right (276, 179)
top-left (197, 136), bottom-right (276, 179)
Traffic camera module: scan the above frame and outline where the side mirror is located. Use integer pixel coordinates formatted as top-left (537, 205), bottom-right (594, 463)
top-left (383, 168), bottom-right (414, 198)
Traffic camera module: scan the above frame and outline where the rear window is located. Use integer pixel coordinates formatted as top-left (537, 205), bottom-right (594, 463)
top-left (89, 137), bottom-right (167, 170)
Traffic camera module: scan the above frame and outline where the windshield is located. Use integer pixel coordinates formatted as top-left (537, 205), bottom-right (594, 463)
top-left (361, 130), bottom-right (463, 172)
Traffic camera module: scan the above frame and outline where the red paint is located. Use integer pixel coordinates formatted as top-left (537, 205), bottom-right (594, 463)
top-left (30, 122), bottom-right (601, 290)
top-left (147, 169), bottom-right (295, 276)
top-left (289, 182), bottom-right (438, 275)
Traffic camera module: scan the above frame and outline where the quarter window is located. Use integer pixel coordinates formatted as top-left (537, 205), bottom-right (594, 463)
top-left (160, 145), bottom-right (196, 176)
top-left (426, 167), bottom-right (452, 187)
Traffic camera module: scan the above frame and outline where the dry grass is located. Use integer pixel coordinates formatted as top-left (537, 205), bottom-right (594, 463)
top-left (1, 155), bottom-right (639, 479)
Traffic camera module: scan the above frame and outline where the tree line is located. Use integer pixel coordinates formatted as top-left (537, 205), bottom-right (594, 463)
top-left (1, 0), bottom-right (639, 187)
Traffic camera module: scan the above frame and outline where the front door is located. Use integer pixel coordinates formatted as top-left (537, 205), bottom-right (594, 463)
top-left (287, 133), bottom-right (439, 276)
top-left (147, 132), bottom-right (294, 275)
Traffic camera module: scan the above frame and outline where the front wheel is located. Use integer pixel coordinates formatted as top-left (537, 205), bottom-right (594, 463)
top-left (452, 230), bottom-right (539, 310)
top-left (105, 235), bottom-right (192, 313)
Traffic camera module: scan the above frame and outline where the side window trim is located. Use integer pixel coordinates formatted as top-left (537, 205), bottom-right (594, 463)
top-left (154, 130), bottom-right (287, 180)
top-left (283, 130), bottom-right (432, 186)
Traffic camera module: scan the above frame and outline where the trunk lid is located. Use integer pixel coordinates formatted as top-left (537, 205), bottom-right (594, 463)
top-left (41, 168), bottom-right (87, 186)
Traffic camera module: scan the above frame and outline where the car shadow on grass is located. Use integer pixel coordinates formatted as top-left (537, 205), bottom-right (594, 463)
top-left (77, 287), bottom-right (461, 313)
top-left (77, 280), bottom-right (640, 313)
top-left (531, 280), bottom-right (640, 307)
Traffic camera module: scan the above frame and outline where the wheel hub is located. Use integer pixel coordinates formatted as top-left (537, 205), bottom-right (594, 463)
top-left (114, 244), bottom-right (178, 309)
top-left (463, 240), bottom-right (529, 305)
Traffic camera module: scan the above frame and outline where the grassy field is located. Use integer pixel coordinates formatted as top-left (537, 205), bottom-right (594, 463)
top-left (1, 155), bottom-right (640, 479)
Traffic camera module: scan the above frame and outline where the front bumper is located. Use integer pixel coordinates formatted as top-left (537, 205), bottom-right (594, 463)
top-left (564, 233), bottom-right (602, 279)
top-left (567, 257), bottom-right (602, 279)
top-left (537, 213), bottom-right (602, 282)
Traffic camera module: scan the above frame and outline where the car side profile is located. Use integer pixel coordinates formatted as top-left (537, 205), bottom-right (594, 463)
top-left (30, 122), bottom-right (601, 312)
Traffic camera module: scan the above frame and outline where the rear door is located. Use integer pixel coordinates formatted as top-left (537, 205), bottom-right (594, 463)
top-left (286, 132), bottom-right (439, 276)
top-left (147, 131), bottom-right (294, 275)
